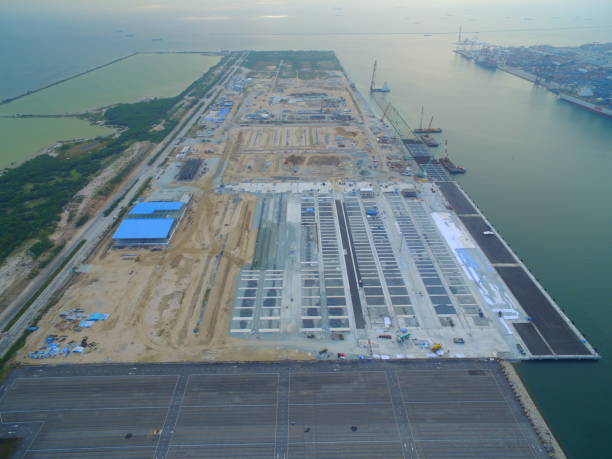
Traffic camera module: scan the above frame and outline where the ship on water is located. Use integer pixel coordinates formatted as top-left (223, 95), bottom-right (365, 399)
top-left (439, 140), bottom-right (466, 174)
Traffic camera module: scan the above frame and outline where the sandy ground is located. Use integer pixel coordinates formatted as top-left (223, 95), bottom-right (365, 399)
top-left (0, 141), bottom-right (154, 316)
top-left (222, 125), bottom-right (376, 183)
top-left (17, 150), bottom-right (312, 364)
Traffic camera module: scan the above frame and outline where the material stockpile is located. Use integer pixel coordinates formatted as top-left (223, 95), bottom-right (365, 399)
top-left (54, 308), bottom-right (109, 332)
top-left (27, 309), bottom-right (109, 359)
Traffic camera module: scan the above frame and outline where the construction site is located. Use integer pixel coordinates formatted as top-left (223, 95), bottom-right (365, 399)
top-left (16, 51), bottom-right (598, 365)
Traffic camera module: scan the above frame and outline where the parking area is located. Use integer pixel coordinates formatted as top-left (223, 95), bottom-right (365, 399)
top-left (0, 360), bottom-right (548, 459)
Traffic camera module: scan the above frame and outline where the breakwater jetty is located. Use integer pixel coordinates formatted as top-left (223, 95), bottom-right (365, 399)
top-left (0, 50), bottom-right (226, 107)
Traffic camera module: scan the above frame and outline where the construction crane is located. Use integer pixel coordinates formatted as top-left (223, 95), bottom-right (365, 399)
top-left (370, 60), bottom-right (390, 93)
top-left (370, 60), bottom-right (377, 92)
top-left (413, 107), bottom-right (442, 134)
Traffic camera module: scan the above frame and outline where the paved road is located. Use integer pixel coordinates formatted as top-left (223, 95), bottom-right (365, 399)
top-left (0, 52), bottom-right (247, 359)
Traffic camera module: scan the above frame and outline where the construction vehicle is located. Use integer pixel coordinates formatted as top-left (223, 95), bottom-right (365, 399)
top-left (397, 333), bottom-right (411, 343)
top-left (431, 343), bottom-right (442, 352)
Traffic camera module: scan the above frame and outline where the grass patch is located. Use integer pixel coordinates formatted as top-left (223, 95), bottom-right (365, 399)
top-left (245, 51), bottom-right (341, 73)
top-left (0, 435), bottom-right (20, 457)
top-left (56, 139), bottom-right (106, 159)
top-left (75, 214), bottom-right (90, 227)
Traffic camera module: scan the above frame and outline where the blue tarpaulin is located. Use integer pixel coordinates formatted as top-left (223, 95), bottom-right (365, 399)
top-left (88, 313), bottom-right (109, 321)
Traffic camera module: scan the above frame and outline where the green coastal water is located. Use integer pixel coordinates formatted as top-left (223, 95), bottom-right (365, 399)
top-left (0, 53), bottom-right (220, 115)
top-left (0, 53), bottom-right (219, 168)
top-left (0, 118), bottom-right (112, 168)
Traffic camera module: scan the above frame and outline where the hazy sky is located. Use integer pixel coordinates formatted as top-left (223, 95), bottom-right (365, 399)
top-left (4, 0), bottom-right (612, 34)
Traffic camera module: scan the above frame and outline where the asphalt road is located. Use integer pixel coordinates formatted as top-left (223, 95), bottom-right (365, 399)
top-left (497, 266), bottom-right (591, 356)
top-left (0, 53), bottom-right (247, 359)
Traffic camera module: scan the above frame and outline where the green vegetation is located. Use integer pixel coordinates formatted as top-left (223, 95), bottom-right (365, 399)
top-left (75, 214), bottom-right (90, 227)
top-left (29, 237), bottom-right (53, 258)
top-left (245, 51), bottom-right (341, 77)
top-left (34, 241), bottom-right (66, 273)
top-left (56, 139), bottom-right (105, 159)
top-left (185, 54), bottom-right (236, 99)
top-left (0, 100), bottom-right (173, 263)
top-left (0, 436), bottom-right (20, 457)
top-left (105, 97), bottom-right (179, 138)
top-left (0, 117), bottom-right (112, 169)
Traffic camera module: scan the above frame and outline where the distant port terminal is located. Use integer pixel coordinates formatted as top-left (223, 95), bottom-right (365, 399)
top-left (454, 36), bottom-right (612, 118)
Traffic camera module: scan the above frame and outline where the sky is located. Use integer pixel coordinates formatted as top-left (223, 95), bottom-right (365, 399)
top-left (3, 0), bottom-right (612, 36)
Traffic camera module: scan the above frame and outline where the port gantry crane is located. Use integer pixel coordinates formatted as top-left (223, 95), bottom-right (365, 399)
top-left (370, 60), bottom-right (390, 93)
top-left (372, 93), bottom-right (438, 179)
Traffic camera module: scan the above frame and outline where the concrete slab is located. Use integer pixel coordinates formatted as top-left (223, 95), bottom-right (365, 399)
top-left (0, 360), bottom-right (550, 459)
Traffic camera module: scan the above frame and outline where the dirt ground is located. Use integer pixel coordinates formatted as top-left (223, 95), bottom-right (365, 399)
top-left (0, 141), bottom-right (154, 318)
top-left (14, 67), bottom-right (386, 365)
top-left (16, 116), bottom-right (317, 364)
top-left (221, 125), bottom-right (372, 183)
top-left (17, 187), bottom-right (311, 364)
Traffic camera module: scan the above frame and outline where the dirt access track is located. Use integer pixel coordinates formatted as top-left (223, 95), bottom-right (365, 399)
top-left (17, 188), bottom-right (309, 364)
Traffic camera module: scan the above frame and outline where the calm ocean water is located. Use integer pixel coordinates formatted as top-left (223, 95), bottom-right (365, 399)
top-left (2, 1), bottom-right (611, 456)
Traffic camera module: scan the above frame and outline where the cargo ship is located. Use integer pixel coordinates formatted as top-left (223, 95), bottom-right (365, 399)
top-left (419, 134), bottom-right (439, 147)
top-left (558, 93), bottom-right (612, 118)
top-left (439, 156), bottom-right (466, 174)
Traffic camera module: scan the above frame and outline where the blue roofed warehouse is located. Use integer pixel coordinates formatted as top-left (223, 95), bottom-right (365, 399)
top-left (112, 218), bottom-right (177, 247)
top-left (128, 201), bottom-right (184, 219)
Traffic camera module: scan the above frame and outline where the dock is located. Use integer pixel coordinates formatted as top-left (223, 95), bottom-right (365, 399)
top-left (438, 181), bottom-right (598, 359)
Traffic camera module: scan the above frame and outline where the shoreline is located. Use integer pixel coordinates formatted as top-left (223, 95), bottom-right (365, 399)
top-left (501, 360), bottom-right (567, 458)
top-left (0, 50), bottom-right (225, 108)
top-left (0, 53), bottom-right (137, 106)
